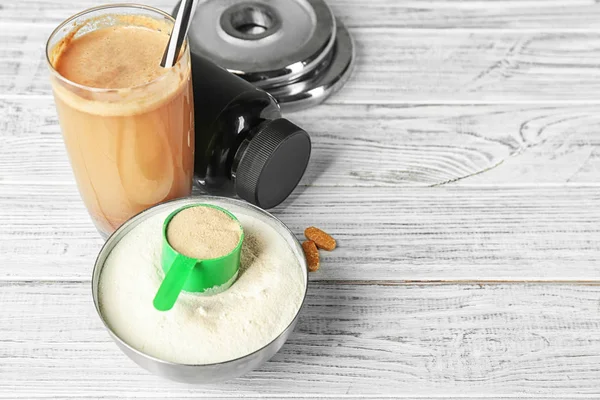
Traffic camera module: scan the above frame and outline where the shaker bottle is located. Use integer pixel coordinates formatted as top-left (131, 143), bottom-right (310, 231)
top-left (190, 53), bottom-right (312, 209)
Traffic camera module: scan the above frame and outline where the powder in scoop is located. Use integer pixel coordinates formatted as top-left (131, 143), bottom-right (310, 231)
top-left (166, 206), bottom-right (241, 259)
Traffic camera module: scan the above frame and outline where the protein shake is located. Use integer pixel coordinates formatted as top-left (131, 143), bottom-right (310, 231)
top-left (47, 6), bottom-right (194, 237)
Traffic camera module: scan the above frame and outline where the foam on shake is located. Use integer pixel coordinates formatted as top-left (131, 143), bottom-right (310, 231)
top-left (54, 25), bottom-right (170, 89)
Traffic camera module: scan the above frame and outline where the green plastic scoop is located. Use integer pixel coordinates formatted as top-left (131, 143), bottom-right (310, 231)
top-left (153, 204), bottom-right (244, 311)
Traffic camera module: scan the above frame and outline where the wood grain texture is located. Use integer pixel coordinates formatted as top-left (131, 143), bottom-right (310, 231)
top-left (1, 184), bottom-right (598, 281)
top-left (339, 29), bottom-right (600, 103)
top-left (296, 104), bottom-right (600, 185)
top-left (6, 23), bottom-right (600, 102)
top-left (329, 0), bottom-right (600, 29)
top-left (2, 281), bottom-right (600, 397)
top-left (2, 98), bottom-right (599, 187)
top-left (4, 0), bottom-right (600, 29)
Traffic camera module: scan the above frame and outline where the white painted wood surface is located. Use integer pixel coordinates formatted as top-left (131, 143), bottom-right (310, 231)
top-left (2, 184), bottom-right (600, 281)
top-left (1, 0), bottom-right (600, 397)
top-left (3, 99), bottom-right (599, 186)
top-left (8, 20), bottom-right (600, 102)
top-left (5, 0), bottom-right (600, 29)
top-left (3, 282), bottom-right (600, 397)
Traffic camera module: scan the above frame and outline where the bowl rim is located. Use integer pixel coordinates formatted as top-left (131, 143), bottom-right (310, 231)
top-left (91, 195), bottom-right (309, 368)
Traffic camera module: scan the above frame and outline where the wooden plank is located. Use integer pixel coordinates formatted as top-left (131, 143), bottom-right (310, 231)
top-left (2, 99), bottom-right (599, 186)
top-left (4, 0), bottom-right (600, 29)
top-left (338, 29), bottom-right (600, 104)
top-left (6, 24), bottom-right (600, 102)
top-left (1, 184), bottom-right (598, 281)
top-left (2, 281), bottom-right (600, 397)
top-left (293, 104), bottom-right (600, 185)
top-left (328, 1), bottom-right (600, 29)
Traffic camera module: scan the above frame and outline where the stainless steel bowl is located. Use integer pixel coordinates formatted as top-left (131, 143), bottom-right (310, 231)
top-left (91, 196), bottom-right (308, 383)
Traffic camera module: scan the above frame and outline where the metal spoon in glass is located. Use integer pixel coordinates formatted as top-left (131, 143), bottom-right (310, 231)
top-left (160, 0), bottom-right (198, 68)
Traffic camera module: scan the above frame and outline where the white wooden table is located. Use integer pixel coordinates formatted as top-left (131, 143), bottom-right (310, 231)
top-left (2, 0), bottom-right (600, 397)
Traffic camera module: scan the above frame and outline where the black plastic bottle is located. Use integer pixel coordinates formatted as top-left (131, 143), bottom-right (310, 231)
top-left (189, 52), bottom-right (311, 209)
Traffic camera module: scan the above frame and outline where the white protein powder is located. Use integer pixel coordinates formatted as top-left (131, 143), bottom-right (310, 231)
top-left (98, 205), bottom-right (306, 365)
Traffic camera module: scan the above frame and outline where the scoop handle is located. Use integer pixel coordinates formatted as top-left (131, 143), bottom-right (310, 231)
top-left (153, 257), bottom-right (197, 311)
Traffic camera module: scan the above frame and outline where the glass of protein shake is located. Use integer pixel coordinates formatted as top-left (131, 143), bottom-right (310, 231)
top-left (46, 5), bottom-right (194, 238)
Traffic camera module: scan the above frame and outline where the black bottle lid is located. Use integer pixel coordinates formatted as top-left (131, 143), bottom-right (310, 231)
top-left (235, 118), bottom-right (311, 209)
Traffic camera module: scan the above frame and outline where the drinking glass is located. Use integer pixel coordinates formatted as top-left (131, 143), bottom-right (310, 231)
top-left (46, 4), bottom-right (195, 238)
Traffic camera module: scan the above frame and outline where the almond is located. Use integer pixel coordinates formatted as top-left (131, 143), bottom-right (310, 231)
top-left (304, 226), bottom-right (336, 251)
top-left (302, 240), bottom-right (320, 272)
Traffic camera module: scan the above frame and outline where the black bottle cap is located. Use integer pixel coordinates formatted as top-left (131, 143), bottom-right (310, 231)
top-left (235, 118), bottom-right (311, 209)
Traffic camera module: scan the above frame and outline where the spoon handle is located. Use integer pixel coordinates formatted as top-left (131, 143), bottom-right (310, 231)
top-left (153, 257), bottom-right (197, 311)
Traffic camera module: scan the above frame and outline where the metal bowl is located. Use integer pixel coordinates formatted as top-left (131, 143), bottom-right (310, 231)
top-left (91, 196), bottom-right (308, 383)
